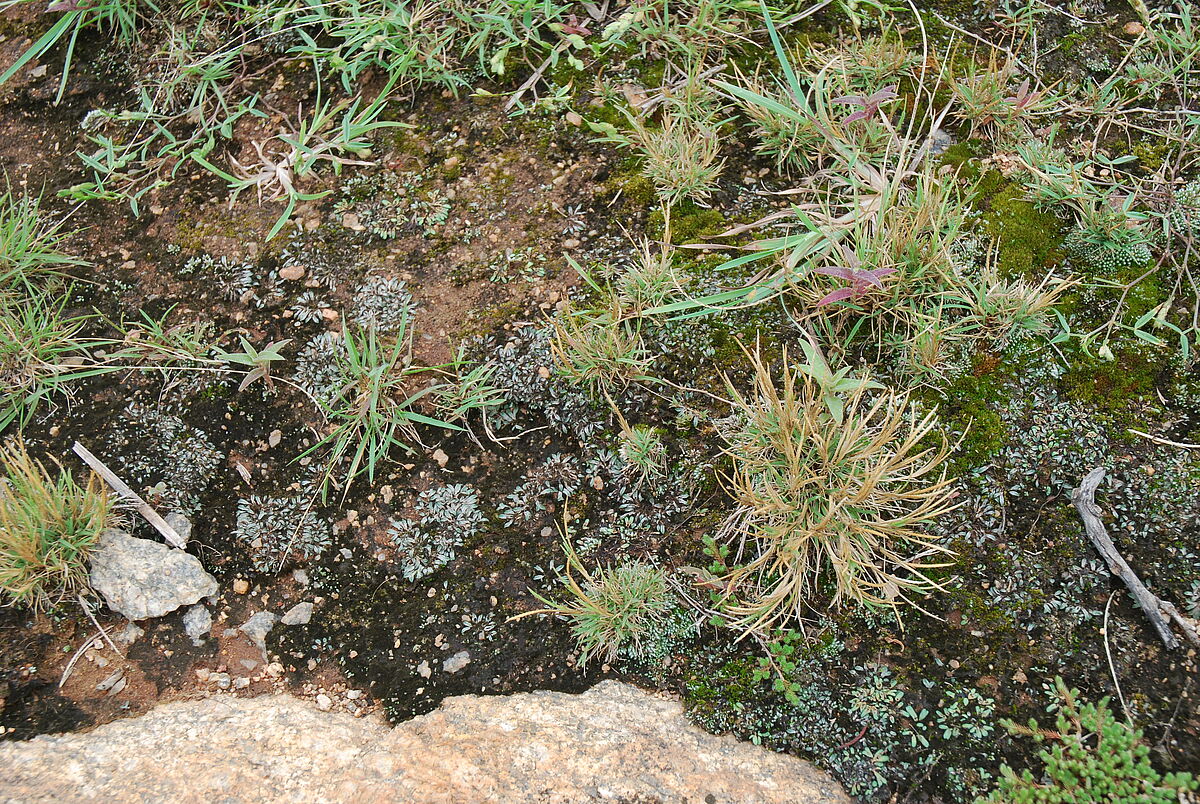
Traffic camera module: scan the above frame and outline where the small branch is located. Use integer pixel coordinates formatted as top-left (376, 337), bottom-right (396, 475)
top-left (62, 595), bottom-right (122, 689)
top-left (1102, 591), bottom-right (1130, 723)
top-left (836, 723), bottom-right (870, 750)
top-left (1127, 428), bottom-right (1200, 450)
top-left (504, 41), bottom-right (569, 113)
top-left (59, 637), bottom-right (96, 690)
top-left (73, 441), bottom-right (186, 549)
top-left (1072, 468), bottom-right (1199, 650)
top-left (1158, 599), bottom-right (1200, 649)
top-left (78, 594), bottom-right (121, 655)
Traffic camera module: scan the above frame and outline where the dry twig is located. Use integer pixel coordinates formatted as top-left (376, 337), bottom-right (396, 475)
top-left (1072, 467), bottom-right (1200, 650)
top-left (72, 441), bottom-right (185, 549)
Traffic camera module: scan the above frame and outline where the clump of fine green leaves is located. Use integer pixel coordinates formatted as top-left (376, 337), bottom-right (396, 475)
top-left (0, 439), bottom-right (113, 610)
top-left (520, 538), bottom-right (681, 666)
top-left (981, 677), bottom-right (1198, 803)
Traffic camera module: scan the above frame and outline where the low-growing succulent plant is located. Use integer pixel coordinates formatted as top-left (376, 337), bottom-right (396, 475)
top-left (388, 483), bottom-right (484, 581)
top-left (293, 332), bottom-right (349, 407)
top-left (1063, 226), bottom-right (1153, 272)
top-left (468, 326), bottom-right (607, 441)
top-left (105, 402), bottom-right (224, 512)
top-left (290, 290), bottom-right (329, 324)
top-left (235, 493), bottom-right (331, 572)
top-left (335, 171), bottom-right (452, 239)
top-left (185, 253), bottom-right (255, 302)
top-left (351, 275), bottom-right (413, 332)
top-left (499, 453), bottom-right (583, 526)
top-left (1169, 178), bottom-right (1200, 239)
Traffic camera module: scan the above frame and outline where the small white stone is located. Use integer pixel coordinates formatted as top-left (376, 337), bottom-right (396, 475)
top-left (118, 623), bottom-right (144, 645)
top-left (281, 602), bottom-right (313, 626)
top-left (315, 694), bottom-right (332, 711)
top-left (182, 604), bottom-right (212, 645)
top-left (443, 651), bottom-right (471, 674)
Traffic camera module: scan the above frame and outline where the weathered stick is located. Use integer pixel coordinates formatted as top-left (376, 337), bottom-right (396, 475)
top-left (73, 441), bottom-right (186, 549)
top-left (1072, 467), bottom-right (1200, 650)
top-left (504, 41), bottom-right (568, 112)
top-left (1127, 428), bottom-right (1200, 450)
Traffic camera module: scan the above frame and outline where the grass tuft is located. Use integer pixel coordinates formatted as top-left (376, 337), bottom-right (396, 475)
top-left (0, 440), bottom-right (113, 611)
top-left (0, 192), bottom-right (84, 293)
top-left (522, 538), bottom-right (680, 666)
top-left (717, 345), bottom-right (957, 630)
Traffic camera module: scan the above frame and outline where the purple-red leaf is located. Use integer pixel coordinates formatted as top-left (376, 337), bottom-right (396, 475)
top-left (817, 288), bottom-right (857, 306)
top-left (815, 265), bottom-right (856, 281)
top-left (858, 266), bottom-right (897, 287)
top-left (832, 85), bottom-right (899, 125)
top-left (832, 94), bottom-right (868, 107)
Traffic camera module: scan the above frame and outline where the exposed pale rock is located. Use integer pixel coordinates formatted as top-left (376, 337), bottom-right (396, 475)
top-left (281, 602), bottom-right (313, 626)
top-left (88, 530), bottom-right (218, 620)
top-left (164, 512), bottom-right (193, 544)
top-left (238, 612), bottom-right (279, 654)
top-left (442, 650), bottom-right (470, 674)
top-left (0, 682), bottom-right (848, 803)
top-left (182, 604), bottom-right (212, 645)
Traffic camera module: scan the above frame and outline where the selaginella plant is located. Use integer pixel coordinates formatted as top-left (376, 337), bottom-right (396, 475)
top-left (0, 439), bottom-right (113, 610)
top-left (716, 345), bottom-right (957, 631)
top-left (980, 677), bottom-right (1198, 803)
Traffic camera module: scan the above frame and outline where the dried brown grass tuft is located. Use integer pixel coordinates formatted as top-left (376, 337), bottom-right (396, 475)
top-left (718, 346), bottom-right (957, 631)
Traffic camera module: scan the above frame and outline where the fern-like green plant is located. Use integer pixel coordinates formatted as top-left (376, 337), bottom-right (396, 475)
top-left (980, 677), bottom-right (1198, 804)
